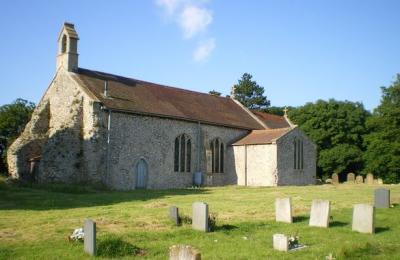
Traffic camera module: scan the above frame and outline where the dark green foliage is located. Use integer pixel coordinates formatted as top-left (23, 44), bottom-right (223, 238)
top-left (0, 99), bottom-right (35, 175)
top-left (208, 212), bottom-right (217, 232)
top-left (289, 99), bottom-right (370, 178)
top-left (233, 73), bottom-right (270, 109)
top-left (208, 90), bottom-right (221, 96)
top-left (364, 75), bottom-right (400, 183)
top-left (262, 106), bottom-right (296, 116)
top-left (97, 235), bottom-right (141, 258)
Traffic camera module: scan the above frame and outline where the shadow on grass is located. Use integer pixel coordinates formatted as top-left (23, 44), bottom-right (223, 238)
top-left (293, 216), bottom-right (308, 223)
top-left (0, 179), bottom-right (209, 211)
top-left (214, 224), bottom-right (239, 232)
top-left (330, 221), bottom-right (348, 227)
top-left (375, 227), bottom-right (390, 234)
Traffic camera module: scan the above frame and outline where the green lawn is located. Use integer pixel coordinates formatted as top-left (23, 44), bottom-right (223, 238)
top-left (0, 178), bottom-right (399, 259)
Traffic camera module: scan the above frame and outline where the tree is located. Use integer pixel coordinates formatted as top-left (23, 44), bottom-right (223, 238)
top-left (0, 99), bottom-right (35, 175)
top-left (262, 106), bottom-right (296, 116)
top-left (208, 90), bottom-right (221, 96)
top-left (233, 73), bottom-right (270, 109)
top-left (364, 74), bottom-right (400, 183)
top-left (288, 99), bottom-right (370, 179)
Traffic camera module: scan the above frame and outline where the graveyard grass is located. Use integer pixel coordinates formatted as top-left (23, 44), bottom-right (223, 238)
top-left (0, 177), bottom-right (399, 259)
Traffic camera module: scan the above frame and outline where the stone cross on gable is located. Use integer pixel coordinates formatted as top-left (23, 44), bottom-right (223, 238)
top-left (283, 107), bottom-right (288, 116)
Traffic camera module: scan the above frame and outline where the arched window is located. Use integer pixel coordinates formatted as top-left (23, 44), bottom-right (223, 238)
top-left (61, 35), bottom-right (67, 53)
top-left (211, 138), bottom-right (224, 173)
top-left (174, 134), bottom-right (191, 172)
top-left (293, 138), bottom-right (304, 170)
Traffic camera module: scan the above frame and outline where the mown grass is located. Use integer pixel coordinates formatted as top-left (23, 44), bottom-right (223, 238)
top-left (0, 177), bottom-right (399, 259)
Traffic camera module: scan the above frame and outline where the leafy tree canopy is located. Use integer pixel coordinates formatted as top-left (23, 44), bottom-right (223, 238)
top-left (208, 90), bottom-right (221, 96)
top-left (364, 74), bottom-right (400, 183)
top-left (233, 73), bottom-right (270, 109)
top-left (288, 99), bottom-right (370, 178)
top-left (0, 99), bottom-right (35, 174)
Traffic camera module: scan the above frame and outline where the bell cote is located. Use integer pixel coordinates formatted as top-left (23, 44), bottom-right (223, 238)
top-left (56, 22), bottom-right (79, 72)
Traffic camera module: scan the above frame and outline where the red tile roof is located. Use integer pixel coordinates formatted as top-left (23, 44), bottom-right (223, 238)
top-left (72, 68), bottom-right (265, 130)
top-left (252, 110), bottom-right (290, 129)
top-left (232, 128), bottom-right (292, 145)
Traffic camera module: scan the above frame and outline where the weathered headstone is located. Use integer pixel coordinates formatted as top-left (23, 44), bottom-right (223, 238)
top-left (84, 219), bottom-right (96, 256)
top-left (309, 200), bottom-right (330, 228)
top-left (352, 204), bottom-right (375, 234)
top-left (192, 202), bottom-right (209, 232)
top-left (169, 245), bottom-right (201, 260)
top-left (377, 178), bottom-right (383, 185)
top-left (169, 206), bottom-right (180, 225)
top-left (331, 173), bottom-right (339, 184)
top-left (355, 175), bottom-right (364, 184)
top-left (275, 198), bottom-right (292, 223)
top-left (366, 173), bottom-right (374, 185)
top-left (347, 173), bottom-right (355, 183)
top-left (374, 188), bottom-right (390, 208)
top-left (273, 234), bottom-right (289, 252)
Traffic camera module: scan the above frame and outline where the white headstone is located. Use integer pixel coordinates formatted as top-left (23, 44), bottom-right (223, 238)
top-left (84, 219), bottom-right (96, 256)
top-left (352, 204), bottom-right (374, 234)
top-left (309, 200), bottom-right (330, 228)
top-left (273, 234), bottom-right (289, 252)
top-left (275, 198), bottom-right (292, 223)
top-left (192, 202), bottom-right (209, 232)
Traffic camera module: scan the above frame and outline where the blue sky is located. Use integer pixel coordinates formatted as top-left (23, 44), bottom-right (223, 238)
top-left (0, 0), bottom-right (399, 111)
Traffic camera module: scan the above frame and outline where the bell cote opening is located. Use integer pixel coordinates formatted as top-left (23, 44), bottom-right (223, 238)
top-left (56, 22), bottom-right (79, 72)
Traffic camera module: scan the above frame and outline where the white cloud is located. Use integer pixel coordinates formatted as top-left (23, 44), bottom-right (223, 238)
top-left (179, 5), bottom-right (213, 39)
top-left (156, 0), bottom-right (182, 15)
top-left (193, 38), bottom-right (215, 62)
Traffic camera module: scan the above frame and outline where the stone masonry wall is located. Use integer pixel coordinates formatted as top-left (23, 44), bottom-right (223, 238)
top-left (276, 127), bottom-right (316, 185)
top-left (7, 70), bottom-right (106, 184)
top-left (105, 112), bottom-right (248, 190)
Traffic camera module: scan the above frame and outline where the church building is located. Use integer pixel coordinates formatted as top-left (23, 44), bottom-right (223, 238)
top-left (7, 23), bottom-right (316, 189)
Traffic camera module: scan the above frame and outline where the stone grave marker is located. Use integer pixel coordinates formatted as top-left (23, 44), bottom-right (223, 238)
top-left (377, 178), bottom-right (383, 185)
top-left (273, 234), bottom-right (288, 252)
top-left (355, 175), bottom-right (364, 184)
top-left (366, 173), bottom-right (374, 185)
top-left (374, 188), bottom-right (390, 208)
top-left (169, 206), bottom-right (180, 225)
top-left (169, 245), bottom-right (201, 260)
top-left (347, 173), bottom-right (355, 183)
top-left (352, 204), bottom-right (375, 234)
top-left (331, 173), bottom-right (339, 184)
top-left (84, 219), bottom-right (96, 256)
top-left (192, 202), bottom-right (209, 232)
top-left (275, 198), bottom-right (292, 223)
top-left (309, 200), bottom-right (330, 228)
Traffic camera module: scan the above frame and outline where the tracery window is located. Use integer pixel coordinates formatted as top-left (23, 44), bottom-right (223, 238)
top-left (174, 134), bottom-right (191, 172)
top-left (293, 138), bottom-right (304, 170)
top-left (210, 138), bottom-right (224, 173)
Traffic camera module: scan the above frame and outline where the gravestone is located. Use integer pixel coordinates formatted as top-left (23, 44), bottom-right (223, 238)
top-left (366, 173), bottom-right (374, 185)
top-left (355, 175), bottom-right (364, 184)
top-left (169, 245), bottom-right (201, 260)
top-left (331, 173), bottom-right (339, 184)
top-left (192, 202), bottom-right (209, 232)
top-left (309, 200), bottom-right (330, 228)
top-left (377, 178), bottom-right (383, 185)
top-left (169, 206), bottom-right (180, 225)
top-left (275, 198), bottom-right (292, 223)
top-left (352, 204), bottom-right (374, 234)
top-left (84, 219), bottom-right (96, 256)
top-left (347, 173), bottom-right (355, 183)
top-left (374, 188), bottom-right (390, 208)
top-left (273, 234), bottom-right (289, 252)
